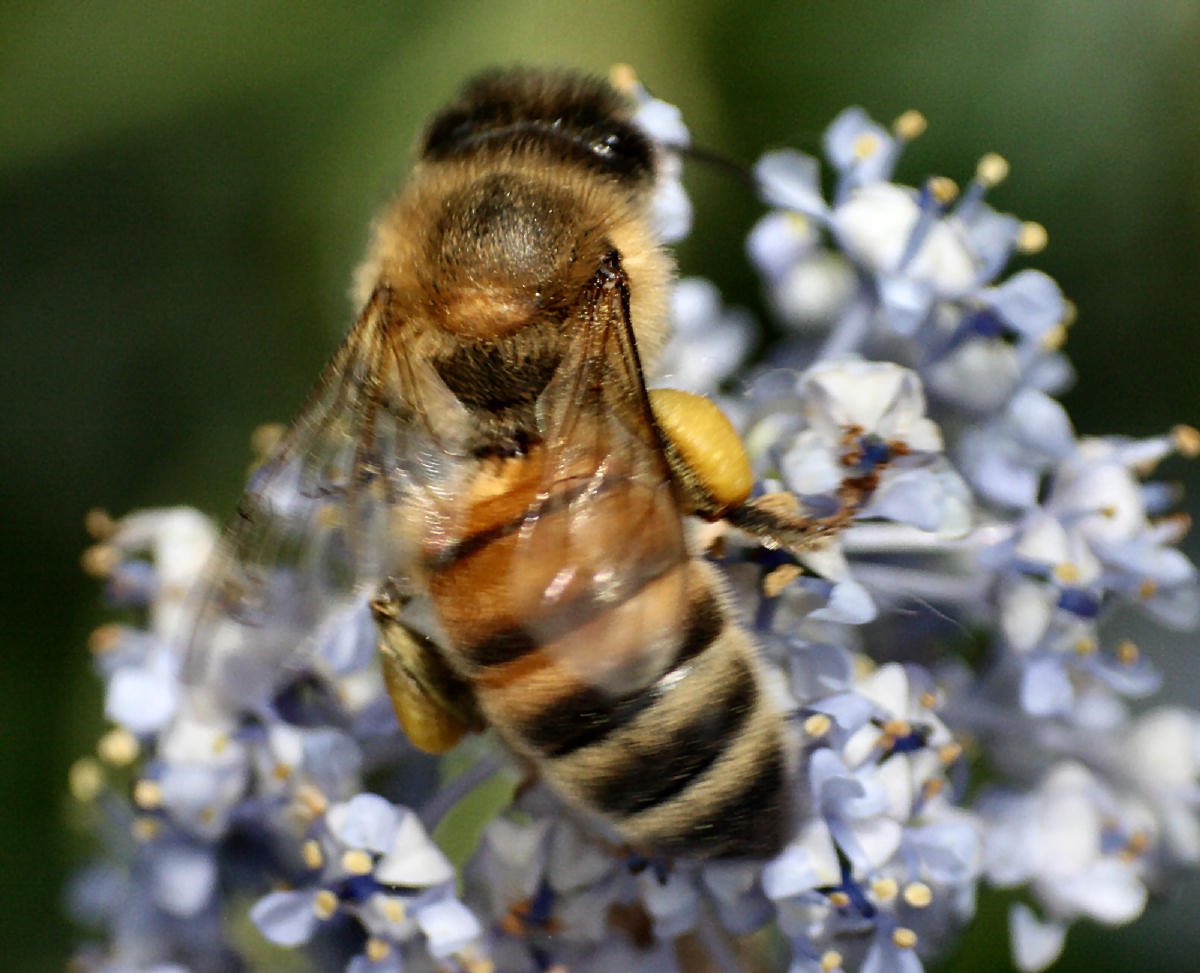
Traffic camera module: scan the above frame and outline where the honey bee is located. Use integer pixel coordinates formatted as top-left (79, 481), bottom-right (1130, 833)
top-left (184, 67), bottom-right (828, 860)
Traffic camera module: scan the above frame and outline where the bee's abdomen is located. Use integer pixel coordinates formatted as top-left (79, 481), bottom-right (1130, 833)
top-left (425, 463), bottom-right (791, 860)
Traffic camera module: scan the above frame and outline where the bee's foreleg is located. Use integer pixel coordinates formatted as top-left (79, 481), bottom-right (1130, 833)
top-left (649, 388), bottom-right (833, 552)
top-left (371, 581), bottom-right (484, 754)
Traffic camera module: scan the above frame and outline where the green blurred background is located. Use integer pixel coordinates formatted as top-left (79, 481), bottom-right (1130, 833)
top-left (4, 0), bottom-right (1199, 969)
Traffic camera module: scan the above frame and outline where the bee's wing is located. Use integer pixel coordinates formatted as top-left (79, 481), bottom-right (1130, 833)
top-left (519, 258), bottom-right (692, 697)
top-left (182, 288), bottom-right (472, 708)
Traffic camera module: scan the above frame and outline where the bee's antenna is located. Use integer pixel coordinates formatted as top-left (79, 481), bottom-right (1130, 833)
top-left (675, 142), bottom-right (757, 190)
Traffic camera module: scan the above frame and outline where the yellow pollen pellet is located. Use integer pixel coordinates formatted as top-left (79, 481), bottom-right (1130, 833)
top-left (803, 713), bottom-right (833, 737)
top-left (1074, 636), bottom-right (1097, 656)
top-left (80, 544), bottom-right (119, 578)
top-left (1173, 424), bottom-right (1200, 458)
top-left (854, 133), bottom-right (880, 160)
top-left (938, 742), bottom-right (963, 764)
top-left (976, 152), bottom-right (1010, 187)
top-left (313, 889), bottom-right (339, 919)
top-left (820, 950), bottom-right (844, 973)
top-left (1053, 562), bottom-right (1080, 584)
top-left (366, 938), bottom-right (390, 962)
top-left (928, 176), bottom-right (958, 205)
top-left (872, 877), bottom-right (899, 901)
top-left (648, 388), bottom-right (754, 513)
top-left (882, 719), bottom-right (912, 738)
top-left (903, 882), bottom-right (934, 907)
top-left (87, 623), bottom-right (123, 654)
top-left (893, 927), bottom-right (919, 949)
top-left (1117, 640), bottom-right (1140, 665)
top-left (133, 779), bottom-right (163, 810)
top-left (68, 758), bottom-right (104, 802)
top-left (132, 817), bottom-right (160, 842)
top-left (1139, 578), bottom-right (1158, 599)
top-left (829, 890), bottom-right (851, 907)
top-left (1017, 221), bottom-right (1048, 253)
top-left (97, 727), bottom-right (139, 766)
top-left (302, 840), bottom-right (324, 869)
top-left (342, 849), bottom-right (373, 875)
top-left (893, 109), bottom-right (927, 140)
top-left (381, 896), bottom-right (406, 923)
top-left (763, 563), bottom-right (802, 597)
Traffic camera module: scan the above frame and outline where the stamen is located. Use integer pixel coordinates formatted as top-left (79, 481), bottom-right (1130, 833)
top-left (341, 849), bottom-right (373, 875)
top-left (829, 890), bottom-right (851, 907)
top-left (87, 624), bottom-right (123, 654)
top-left (1074, 636), bottom-right (1097, 656)
top-left (302, 839), bottom-right (323, 869)
top-left (132, 817), bottom-right (160, 842)
top-left (1053, 562), bottom-right (1080, 584)
top-left (892, 927), bottom-right (919, 949)
top-left (295, 784), bottom-right (329, 818)
top-left (312, 889), bottom-right (338, 919)
top-left (1172, 424), bottom-right (1200, 458)
top-left (1122, 831), bottom-right (1150, 861)
top-left (804, 713), bottom-right (833, 738)
top-left (928, 176), bottom-right (959, 205)
top-left (975, 152), bottom-right (1009, 188)
top-left (97, 727), bottom-right (139, 766)
top-left (1139, 578), bottom-right (1158, 600)
top-left (938, 742), bottom-right (963, 764)
top-left (853, 133), bottom-right (881, 160)
top-left (68, 758), bottom-right (104, 802)
top-left (608, 63), bottom-right (639, 94)
top-left (903, 882), bottom-right (933, 907)
top-left (132, 778), bottom-right (163, 810)
top-left (381, 896), bottom-right (406, 923)
top-left (919, 690), bottom-right (940, 710)
top-left (872, 877), bottom-right (899, 901)
top-left (892, 109), bottom-right (926, 141)
top-left (1017, 221), bottom-right (1048, 253)
top-left (882, 718), bottom-right (912, 738)
top-left (1061, 299), bottom-right (1078, 326)
top-left (81, 544), bottom-right (119, 578)
top-left (84, 508), bottom-right (117, 540)
top-left (820, 950), bottom-right (844, 972)
top-left (1040, 323), bottom-right (1068, 351)
top-left (1116, 640), bottom-right (1140, 665)
top-left (365, 938), bottom-right (390, 962)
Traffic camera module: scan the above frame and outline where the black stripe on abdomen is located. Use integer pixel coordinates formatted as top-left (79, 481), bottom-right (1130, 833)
top-left (586, 656), bottom-right (756, 817)
top-left (516, 588), bottom-right (726, 757)
top-left (657, 742), bottom-right (789, 860)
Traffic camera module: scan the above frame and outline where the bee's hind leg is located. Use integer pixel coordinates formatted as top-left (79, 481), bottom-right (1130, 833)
top-left (371, 579), bottom-right (484, 754)
top-left (649, 388), bottom-right (835, 551)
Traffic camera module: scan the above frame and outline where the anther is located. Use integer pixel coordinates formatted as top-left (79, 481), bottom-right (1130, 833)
top-left (81, 544), bottom-right (119, 578)
top-left (1017, 221), bottom-right (1048, 253)
top-left (1117, 640), bottom-right (1140, 665)
top-left (975, 152), bottom-right (1010, 188)
top-left (903, 882), bottom-right (933, 907)
top-left (803, 713), bottom-right (833, 738)
top-left (893, 110), bottom-right (927, 140)
top-left (366, 938), bottom-right (391, 962)
top-left (1172, 424), bottom-right (1200, 458)
top-left (132, 778), bottom-right (163, 810)
top-left (854, 133), bottom-right (881, 160)
top-left (87, 624), bottom-right (123, 654)
top-left (872, 877), bottom-right (899, 901)
top-left (1139, 578), bottom-right (1158, 600)
top-left (341, 849), bottom-right (374, 875)
top-left (938, 742), bottom-right (963, 764)
top-left (829, 890), bottom-right (852, 907)
top-left (98, 727), bottom-right (139, 766)
top-left (313, 889), bottom-right (338, 919)
top-left (132, 817), bottom-right (160, 842)
top-left (381, 897), bottom-right (406, 923)
top-left (68, 758), bottom-right (104, 802)
top-left (608, 63), bottom-right (639, 94)
top-left (820, 950), bottom-right (844, 972)
top-left (1053, 562), bottom-right (1080, 584)
top-left (302, 840), bottom-right (324, 869)
top-left (927, 176), bottom-right (959, 205)
top-left (893, 927), bottom-right (919, 949)
top-left (84, 508), bottom-right (117, 540)
top-left (1074, 637), bottom-right (1097, 656)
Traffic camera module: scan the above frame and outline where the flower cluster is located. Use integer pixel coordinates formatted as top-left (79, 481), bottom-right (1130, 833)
top-left (68, 78), bottom-right (1200, 973)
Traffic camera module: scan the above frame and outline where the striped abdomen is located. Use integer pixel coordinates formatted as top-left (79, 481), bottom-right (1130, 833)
top-left (423, 448), bottom-right (791, 859)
